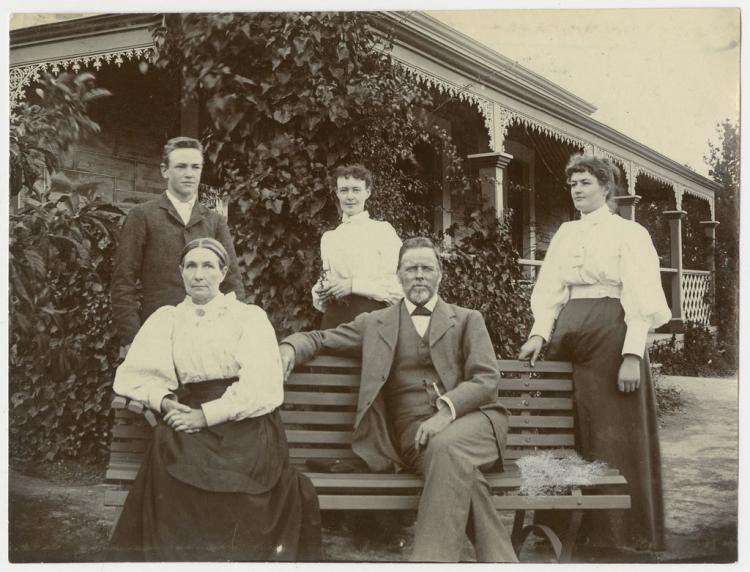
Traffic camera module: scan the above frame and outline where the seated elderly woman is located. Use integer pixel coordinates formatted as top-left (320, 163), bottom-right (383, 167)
top-left (109, 237), bottom-right (320, 561)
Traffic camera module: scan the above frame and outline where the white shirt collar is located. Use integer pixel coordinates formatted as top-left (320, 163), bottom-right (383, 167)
top-left (166, 189), bottom-right (197, 218)
top-left (342, 210), bottom-right (370, 224)
top-left (580, 204), bottom-right (612, 224)
top-left (403, 294), bottom-right (439, 315)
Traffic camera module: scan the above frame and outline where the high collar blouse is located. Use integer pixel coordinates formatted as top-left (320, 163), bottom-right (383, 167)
top-left (312, 210), bottom-right (403, 310)
top-left (529, 205), bottom-right (671, 357)
top-left (113, 292), bottom-right (284, 426)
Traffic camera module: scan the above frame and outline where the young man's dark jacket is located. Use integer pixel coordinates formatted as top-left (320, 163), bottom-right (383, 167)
top-left (111, 191), bottom-right (245, 345)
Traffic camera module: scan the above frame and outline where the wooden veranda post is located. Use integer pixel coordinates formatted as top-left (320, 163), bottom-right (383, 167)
top-left (664, 210), bottom-right (687, 332)
top-left (467, 151), bottom-right (514, 216)
top-left (613, 194), bottom-right (641, 221)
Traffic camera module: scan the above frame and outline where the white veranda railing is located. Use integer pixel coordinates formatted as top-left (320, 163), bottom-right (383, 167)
top-left (681, 269), bottom-right (712, 326)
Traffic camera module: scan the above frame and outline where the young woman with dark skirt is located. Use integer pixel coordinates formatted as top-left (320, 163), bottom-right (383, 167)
top-left (312, 164), bottom-right (403, 328)
top-left (519, 154), bottom-right (670, 554)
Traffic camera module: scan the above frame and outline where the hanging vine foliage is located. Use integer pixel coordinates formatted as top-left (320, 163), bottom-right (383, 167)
top-left (154, 12), bottom-right (443, 334)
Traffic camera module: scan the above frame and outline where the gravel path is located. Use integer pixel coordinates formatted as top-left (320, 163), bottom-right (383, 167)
top-left (655, 375), bottom-right (738, 562)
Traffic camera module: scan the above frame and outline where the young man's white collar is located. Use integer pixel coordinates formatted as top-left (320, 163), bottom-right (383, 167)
top-left (166, 189), bottom-right (197, 225)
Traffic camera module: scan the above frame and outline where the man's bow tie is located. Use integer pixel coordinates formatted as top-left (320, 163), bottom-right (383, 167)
top-left (411, 306), bottom-right (432, 317)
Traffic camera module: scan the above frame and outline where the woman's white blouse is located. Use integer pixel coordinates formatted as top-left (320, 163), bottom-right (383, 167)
top-left (529, 205), bottom-right (671, 357)
top-left (113, 292), bottom-right (284, 426)
top-left (312, 210), bottom-right (403, 311)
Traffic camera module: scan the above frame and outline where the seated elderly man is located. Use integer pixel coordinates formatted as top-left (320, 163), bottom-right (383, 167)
top-left (279, 237), bottom-right (517, 562)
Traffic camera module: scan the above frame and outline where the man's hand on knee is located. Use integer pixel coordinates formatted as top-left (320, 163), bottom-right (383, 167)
top-left (414, 408), bottom-right (453, 452)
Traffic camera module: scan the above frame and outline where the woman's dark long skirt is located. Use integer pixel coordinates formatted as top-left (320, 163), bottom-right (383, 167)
top-left (320, 294), bottom-right (387, 329)
top-left (543, 297), bottom-right (665, 552)
top-left (109, 380), bottom-right (321, 561)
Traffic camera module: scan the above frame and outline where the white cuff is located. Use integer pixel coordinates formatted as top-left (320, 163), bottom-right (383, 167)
top-left (148, 387), bottom-right (174, 413)
top-left (437, 396), bottom-right (457, 420)
top-left (529, 316), bottom-right (555, 343)
top-left (622, 319), bottom-right (650, 358)
top-left (200, 398), bottom-right (232, 427)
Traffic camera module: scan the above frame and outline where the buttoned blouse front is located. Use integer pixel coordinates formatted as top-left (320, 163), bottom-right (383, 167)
top-left (313, 210), bottom-right (403, 310)
top-left (113, 292), bottom-right (284, 427)
top-left (529, 205), bottom-right (671, 357)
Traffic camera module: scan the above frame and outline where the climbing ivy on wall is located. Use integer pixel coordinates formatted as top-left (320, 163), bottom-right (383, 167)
top-left (155, 11), bottom-right (533, 353)
top-left (154, 12), bottom-right (441, 335)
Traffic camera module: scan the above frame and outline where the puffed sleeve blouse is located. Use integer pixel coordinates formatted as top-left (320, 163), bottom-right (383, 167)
top-left (312, 210), bottom-right (403, 311)
top-left (529, 205), bottom-right (672, 357)
top-left (113, 292), bottom-right (284, 426)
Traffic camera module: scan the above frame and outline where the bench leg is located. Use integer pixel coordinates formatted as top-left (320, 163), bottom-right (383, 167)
top-left (514, 523), bottom-right (563, 559)
top-left (509, 490), bottom-right (586, 563)
top-left (559, 509), bottom-right (583, 563)
top-left (511, 510), bottom-right (527, 553)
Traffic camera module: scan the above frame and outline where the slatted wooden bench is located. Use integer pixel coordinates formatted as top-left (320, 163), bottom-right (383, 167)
top-left (106, 356), bottom-right (630, 562)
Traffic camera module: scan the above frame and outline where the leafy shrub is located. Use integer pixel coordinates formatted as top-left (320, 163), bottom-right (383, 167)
top-left (10, 72), bottom-right (110, 198)
top-left (650, 364), bottom-right (685, 417)
top-left (9, 73), bottom-right (121, 462)
top-left (9, 179), bottom-right (124, 461)
top-left (440, 209), bottom-right (533, 358)
top-left (648, 321), bottom-right (734, 377)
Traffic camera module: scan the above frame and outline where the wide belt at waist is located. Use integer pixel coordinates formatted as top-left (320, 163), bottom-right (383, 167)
top-left (175, 377), bottom-right (238, 407)
top-left (569, 284), bottom-right (622, 299)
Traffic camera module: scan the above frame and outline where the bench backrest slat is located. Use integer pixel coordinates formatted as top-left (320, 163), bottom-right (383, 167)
top-left (287, 373), bottom-right (362, 387)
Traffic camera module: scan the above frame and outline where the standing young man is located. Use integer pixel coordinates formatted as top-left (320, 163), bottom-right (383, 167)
top-left (111, 136), bottom-right (245, 353)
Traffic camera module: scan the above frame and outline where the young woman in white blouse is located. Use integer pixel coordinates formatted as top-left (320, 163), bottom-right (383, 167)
top-left (519, 154), bottom-right (671, 553)
top-left (313, 164), bottom-right (403, 328)
top-left (109, 238), bottom-right (320, 561)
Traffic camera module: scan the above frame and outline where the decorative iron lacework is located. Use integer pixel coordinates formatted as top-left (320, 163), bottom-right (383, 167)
top-left (681, 270), bottom-right (711, 326)
top-left (495, 104), bottom-right (588, 151)
top-left (682, 187), bottom-right (715, 220)
top-left (10, 45), bottom-right (156, 111)
top-left (392, 57), bottom-right (588, 153)
top-left (634, 165), bottom-right (675, 190)
top-left (635, 166), bottom-right (715, 219)
top-left (391, 56), bottom-right (495, 147)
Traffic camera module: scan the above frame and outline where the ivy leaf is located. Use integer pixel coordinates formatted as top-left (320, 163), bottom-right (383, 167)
top-left (273, 109), bottom-right (292, 124)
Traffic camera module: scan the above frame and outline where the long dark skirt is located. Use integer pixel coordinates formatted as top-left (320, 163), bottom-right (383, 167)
top-left (542, 298), bottom-right (665, 552)
top-left (320, 294), bottom-right (387, 329)
top-left (109, 380), bottom-right (321, 561)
